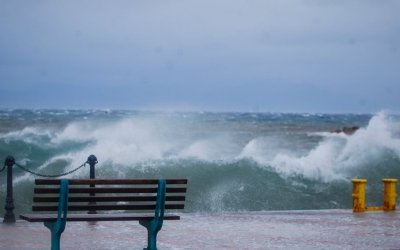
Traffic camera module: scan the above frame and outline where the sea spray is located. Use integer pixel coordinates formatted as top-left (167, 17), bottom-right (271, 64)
top-left (0, 110), bottom-right (399, 214)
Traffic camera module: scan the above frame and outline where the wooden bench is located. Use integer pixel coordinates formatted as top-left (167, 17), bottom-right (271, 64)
top-left (19, 178), bottom-right (188, 250)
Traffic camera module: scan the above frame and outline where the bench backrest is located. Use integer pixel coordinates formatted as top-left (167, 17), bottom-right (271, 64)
top-left (32, 179), bottom-right (187, 213)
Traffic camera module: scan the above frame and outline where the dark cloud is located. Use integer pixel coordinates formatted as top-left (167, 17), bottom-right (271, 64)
top-left (0, 1), bottom-right (399, 112)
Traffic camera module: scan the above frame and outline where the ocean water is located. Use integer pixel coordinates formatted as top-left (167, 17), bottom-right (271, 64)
top-left (0, 109), bottom-right (400, 215)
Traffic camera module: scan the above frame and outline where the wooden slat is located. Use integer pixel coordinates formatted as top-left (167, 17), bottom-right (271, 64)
top-left (34, 195), bottom-right (186, 203)
top-left (71, 179), bottom-right (159, 185)
top-left (35, 179), bottom-right (187, 185)
top-left (32, 204), bottom-right (185, 212)
top-left (35, 187), bottom-right (157, 194)
top-left (20, 213), bottom-right (180, 222)
top-left (34, 187), bottom-right (187, 194)
top-left (166, 188), bottom-right (187, 193)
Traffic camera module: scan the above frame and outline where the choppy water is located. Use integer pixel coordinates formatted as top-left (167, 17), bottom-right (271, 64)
top-left (0, 109), bottom-right (400, 214)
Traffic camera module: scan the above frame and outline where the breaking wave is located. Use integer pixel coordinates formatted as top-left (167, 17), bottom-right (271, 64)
top-left (0, 110), bottom-right (399, 213)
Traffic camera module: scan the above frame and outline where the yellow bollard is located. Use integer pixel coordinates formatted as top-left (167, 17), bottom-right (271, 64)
top-left (383, 178), bottom-right (398, 211)
top-left (352, 179), bottom-right (367, 212)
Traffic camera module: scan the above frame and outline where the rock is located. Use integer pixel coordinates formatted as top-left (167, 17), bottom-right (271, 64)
top-left (331, 126), bottom-right (359, 135)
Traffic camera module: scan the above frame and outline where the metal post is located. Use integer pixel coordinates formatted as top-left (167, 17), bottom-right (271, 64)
top-left (3, 155), bottom-right (16, 223)
top-left (352, 179), bottom-right (367, 212)
top-left (383, 178), bottom-right (398, 211)
top-left (87, 155), bottom-right (97, 180)
top-left (87, 155), bottom-right (97, 214)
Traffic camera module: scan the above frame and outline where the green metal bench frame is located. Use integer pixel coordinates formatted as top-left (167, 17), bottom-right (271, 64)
top-left (44, 179), bottom-right (69, 250)
top-left (20, 178), bottom-right (185, 250)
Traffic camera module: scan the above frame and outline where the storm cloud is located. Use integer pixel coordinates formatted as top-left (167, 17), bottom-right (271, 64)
top-left (1, 0), bottom-right (399, 112)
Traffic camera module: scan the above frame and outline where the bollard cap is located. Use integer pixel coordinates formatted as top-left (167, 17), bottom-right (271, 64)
top-left (352, 179), bottom-right (367, 183)
top-left (5, 155), bottom-right (15, 167)
top-left (382, 178), bottom-right (398, 183)
top-left (87, 155), bottom-right (98, 165)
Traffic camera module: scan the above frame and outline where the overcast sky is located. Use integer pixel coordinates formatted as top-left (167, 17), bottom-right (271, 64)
top-left (1, 0), bottom-right (399, 113)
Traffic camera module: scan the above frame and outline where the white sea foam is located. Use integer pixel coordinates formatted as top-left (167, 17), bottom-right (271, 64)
top-left (50, 118), bottom-right (176, 171)
top-left (0, 127), bottom-right (54, 146)
top-left (239, 111), bottom-right (400, 181)
top-left (46, 116), bottom-right (241, 172)
top-left (4, 111), bottom-right (399, 184)
top-left (2, 110), bottom-right (400, 212)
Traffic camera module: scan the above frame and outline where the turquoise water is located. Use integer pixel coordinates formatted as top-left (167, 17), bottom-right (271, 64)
top-left (1, 109), bottom-right (400, 214)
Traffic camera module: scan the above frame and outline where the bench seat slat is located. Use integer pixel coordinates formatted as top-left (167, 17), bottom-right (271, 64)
top-left (20, 213), bottom-right (180, 222)
top-left (35, 179), bottom-right (187, 185)
top-left (33, 195), bottom-right (186, 203)
top-left (35, 187), bottom-right (187, 194)
top-left (35, 187), bottom-right (157, 194)
top-left (32, 204), bottom-right (185, 211)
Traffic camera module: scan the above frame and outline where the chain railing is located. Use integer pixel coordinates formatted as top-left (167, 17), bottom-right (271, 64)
top-left (1, 154), bottom-right (98, 223)
top-left (0, 162), bottom-right (6, 173)
top-left (14, 161), bottom-right (88, 178)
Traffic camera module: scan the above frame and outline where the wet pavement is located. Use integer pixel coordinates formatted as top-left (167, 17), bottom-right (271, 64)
top-left (1, 210), bottom-right (399, 250)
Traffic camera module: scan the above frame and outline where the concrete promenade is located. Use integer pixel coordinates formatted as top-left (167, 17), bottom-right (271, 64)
top-left (0, 210), bottom-right (399, 250)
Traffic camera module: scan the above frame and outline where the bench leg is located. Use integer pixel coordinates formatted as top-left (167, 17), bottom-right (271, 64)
top-left (139, 220), bottom-right (160, 250)
top-left (44, 179), bottom-right (69, 250)
top-left (44, 221), bottom-right (65, 250)
top-left (139, 180), bottom-right (166, 250)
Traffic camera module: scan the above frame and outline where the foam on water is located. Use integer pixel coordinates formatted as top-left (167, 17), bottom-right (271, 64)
top-left (237, 111), bottom-right (400, 182)
top-left (1, 110), bottom-right (399, 212)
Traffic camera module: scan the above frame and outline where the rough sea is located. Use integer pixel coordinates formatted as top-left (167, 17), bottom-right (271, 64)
top-left (1, 109), bottom-right (400, 215)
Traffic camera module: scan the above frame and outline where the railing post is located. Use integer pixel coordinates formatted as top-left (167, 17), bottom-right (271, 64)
top-left (87, 155), bottom-right (97, 214)
top-left (87, 155), bottom-right (97, 180)
top-left (3, 155), bottom-right (16, 223)
top-left (352, 179), bottom-right (367, 213)
top-left (383, 178), bottom-right (398, 211)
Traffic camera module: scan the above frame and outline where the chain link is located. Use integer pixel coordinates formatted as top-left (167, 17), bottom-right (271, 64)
top-left (14, 161), bottom-right (88, 178)
top-left (0, 162), bottom-right (5, 173)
